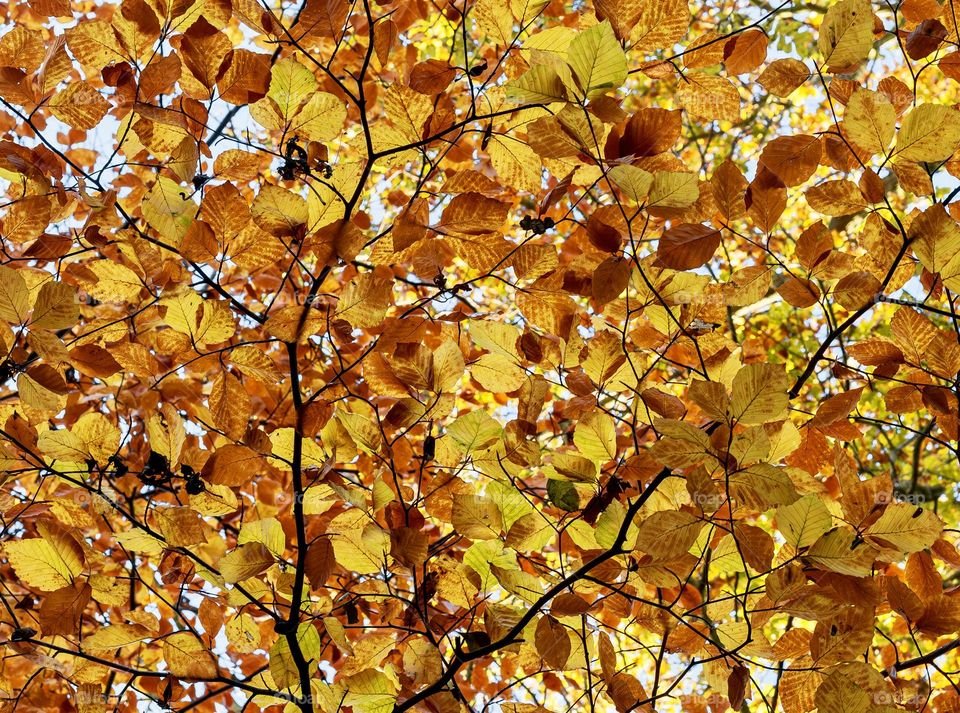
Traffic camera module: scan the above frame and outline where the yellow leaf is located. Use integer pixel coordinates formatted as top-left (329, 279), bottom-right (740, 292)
top-left (474, 0), bottom-right (514, 46)
top-left (38, 412), bottom-right (119, 465)
top-left (269, 623), bottom-right (321, 690)
top-left (446, 410), bottom-right (502, 454)
top-left (676, 73), bottom-right (740, 123)
top-left (506, 66), bottom-right (569, 103)
top-left (66, 20), bottom-right (124, 70)
top-left (251, 185), bottom-right (308, 237)
top-left (114, 529), bottom-right (164, 555)
top-left (336, 409), bottom-right (384, 455)
top-left (382, 84), bottom-right (432, 144)
top-left (864, 503), bottom-right (941, 553)
top-left (805, 179), bottom-right (868, 216)
top-left (843, 89), bottom-right (895, 156)
top-left (635, 510), bottom-right (702, 559)
top-left (143, 176), bottom-right (195, 244)
top-left (146, 403), bottom-right (186, 466)
top-left (804, 527), bottom-right (876, 576)
top-left (4, 522), bottom-right (84, 591)
top-left (74, 412), bottom-right (120, 464)
top-left (470, 320), bottom-right (522, 359)
top-left (432, 340), bottom-right (465, 392)
top-left (895, 104), bottom-right (960, 162)
top-left (161, 291), bottom-right (236, 348)
top-left (814, 671), bottom-right (871, 713)
top-left (269, 427), bottom-right (328, 470)
top-left (111, 341), bottom-right (161, 378)
top-left (81, 623), bottom-right (153, 651)
top-left (266, 57), bottom-right (315, 121)
top-left (237, 518), bottom-right (286, 556)
top-left (226, 612), bottom-right (261, 653)
top-left (545, 452), bottom-right (598, 482)
top-left (342, 668), bottom-right (399, 713)
top-left (30, 281), bottom-right (79, 330)
top-left (37, 427), bottom-right (86, 463)
top-left (608, 165), bottom-right (653, 202)
top-left (777, 495), bottom-right (833, 548)
top-left (327, 510), bottom-right (391, 575)
top-left (818, 0), bottom-right (873, 70)
top-left (219, 542), bottom-right (274, 584)
top-left (910, 205), bottom-right (960, 278)
top-left (335, 273), bottom-right (393, 328)
top-left (163, 631), bottom-right (218, 680)
top-left (451, 495), bottom-right (504, 540)
top-left (647, 171), bottom-right (699, 209)
top-left (730, 363), bottom-right (789, 424)
top-left (0, 265), bottom-right (30, 324)
top-left (630, 0), bottom-right (690, 52)
top-left (229, 345), bottom-right (282, 384)
top-left (574, 411), bottom-right (617, 463)
top-left (190, 482), bottom-right (238, 516)
top-left (17, 372), bottom-right (65, 414)
top-left (291, 91), bottom-right (347, 142)
top-left (157, 507), bottom-right (206, 547)
top-left (86, 262), bottom-right (144, 304)
top-left (488, 134), bottom-right (542, 192)
top-left (2, 196), bottom-right (52, 243)
top-left (470, 353), bottom-right (525, 393)
top-left (214, 149), bottom-right (262, 180)
top-left (47, 80), bottom-right (110, 130)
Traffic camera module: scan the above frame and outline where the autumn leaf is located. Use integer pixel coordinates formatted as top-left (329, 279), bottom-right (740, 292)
top-left (818, 0), bottom-right (874, 70)
top-left (3, 0), bottom-right (960, 710)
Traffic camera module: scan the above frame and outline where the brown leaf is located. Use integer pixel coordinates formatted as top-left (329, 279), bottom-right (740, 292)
top-left (535, 615), bottom-right (571, 669)
top-left (723, 29), bottom-right (768, 74)
top-left (905, 19), bottom-right (947, 59)
top-left (39, 582), bottom-right (92, 637)
top-left (305, 537), bottom-right (337, 589)
top-left (776, 275), bottom-right (821, 308)
top-left (611, 108), bottom-right (681, 160)
top-left (711, 159), bottom-right (748, 221)
top-left (727, 663), bottom-right (750, 710)
top-left (758, 58), bottom-right (810, 96)
top-left (585, 212), bottom-right (623, 253)
top-left (179, 17), bottom-right (233, 90)
top-left (409, 59), bottom-right (457, 94)
top-left (656, 223), bottom-right (721, 269)
top-left (758, 134), bottom-right (822, 187)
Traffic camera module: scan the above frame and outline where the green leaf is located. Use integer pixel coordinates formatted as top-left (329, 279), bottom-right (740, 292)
top-left (566, 20), bottom-right (627, 98)
top-left (547, 479), bottom-right (579, 511)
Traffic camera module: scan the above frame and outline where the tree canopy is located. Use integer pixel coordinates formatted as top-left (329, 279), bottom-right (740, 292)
top-left (1, 0), bottom-right (960, 711)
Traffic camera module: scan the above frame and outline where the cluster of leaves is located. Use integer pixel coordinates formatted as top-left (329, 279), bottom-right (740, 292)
top-left (1, 0), bottom-right (960, 711)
